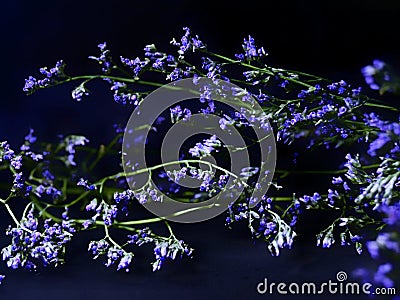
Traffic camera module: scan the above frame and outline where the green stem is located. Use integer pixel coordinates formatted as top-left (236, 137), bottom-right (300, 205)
top-left (276, 164), bottom-right (380, 178)
top-left (364, 102), bottom-right (400, 112)
top-left (205, 51), bottom-right (400, 112)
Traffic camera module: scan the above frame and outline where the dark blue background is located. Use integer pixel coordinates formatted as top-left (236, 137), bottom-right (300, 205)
top-left (0, 1), bottom-right (399, 299)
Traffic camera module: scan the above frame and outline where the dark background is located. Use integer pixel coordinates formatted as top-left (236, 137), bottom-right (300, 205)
top-left (0, 1), bottom-right (399, 299)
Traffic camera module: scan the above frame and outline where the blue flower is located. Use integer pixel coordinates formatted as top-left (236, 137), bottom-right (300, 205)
top-left (23, 61), bottom-right (66, 95)
top-left (374, 263), bottom-right (394, 288)
top-left (89, 43), bottom-right (113, 74)
top-left (189, 135), bottom-right (221, 158)
top-left (86, 198), bottom-right (99, 211)
top-left (71, 84), bottom-right (89, 102)
top-left (77, 178), bottom-right (96, 191)
top-left (361, 59), bottom-right (391, 91)
top-left (117, 253), bottom-right (133, 272)
top-left (235, 35), bottom-right (267, 61)
top-left (1, 211), bottom-right (74, 271)
top-left (170, 27), bottom-right (205, 57)
top-left (63, 135), bottom-right (89, 166)
top-left (25, 129), bottom-right (37, 143)
top-left (332, 176), bottom-right (344, 184)
top-left (381, 203), bottom-right (400, 226)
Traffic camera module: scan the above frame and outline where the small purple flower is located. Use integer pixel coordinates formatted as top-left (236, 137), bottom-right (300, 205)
top-left (77, 178), bottom-right (96, 191)
top-left (374, 263), bottom-right (393, 288)
top-left (25, 129), bottom-right (37, 143)
top-left (332, 176), bottom-right (344, 185)
top-left (89, 43), bottom-right (113, 74)
top-left (64, 136), bottom-right (89, 166)
top-left (117, 253), bottom-right (133, 272)
top-left (189, 135), bottom-right (221, 158)
top-left (338, 106), bottom-right (347, 116)
top-left (11, 155), bottom-right (22, 170)
top-left (361, 59), bottom-right (389, 91)
top-left (86, 199), bottom-right (98, 212)
top-left (170, 27), bottom-right (205, 56)
top-left (235, 35), bottom-right (267, 61)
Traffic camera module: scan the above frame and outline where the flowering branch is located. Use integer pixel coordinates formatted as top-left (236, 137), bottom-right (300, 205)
top-left (0, 27), bottom-right (398, 288)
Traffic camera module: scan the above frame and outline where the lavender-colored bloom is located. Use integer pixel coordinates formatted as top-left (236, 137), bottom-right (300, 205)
top-left (374, 263), bottom-right (393, 288)
top-left (338, 106), bottom-right (347, 116)
top-left (23, 76), bottom-right (38, 94)
top-left (366, 240), bottom-right (379, 259)
top-left (42, 169), bottom-right (55, 181)
top-left (25, 129), bottom-right (37, 143)
top-left (170, 105), bottom-right (192, 123)
top-left (368, 133), bottom-right (391, 156)
top-left (23, 61), bottom-right (66, 95)
top-left (86, 199), bottom-right (99, 212)
top-left (63, 136), bottom-right (89, 166)
top-left (361, 59), bottom-right (389, 91)
top-left (170, 27), bottom-right (205, 56)
top-left (45, 186), bottom-right (62, 200)
top-left (77, 178), bottom-right (96, 191)
top-left (121, 56), bottom-right (149, 77)
top-left (1, 214), bottom-right (74, 271)
top-left (259, 221), bottom-right (276, 236)
top-left (72, 85), bottom-right (89, 101)
top-left (343, 182), bottom-right (350, 191)
top-left (88, 239), bottom-right (109, 258)
top-left (11, 155), bottom-right (22, 170)
top-left (103, 204), bottom-right (118, 226)
top-left (113, 189), bottom-right (135, 214)
top-left (20, 144), bottom-right (30, 151)
top-left (317, 232), bottom-right (335, 248)
top-left (300, 192), bottom-right (321, 205)
top-left (332, 176), bottom-right (344, 185)
top-left (82, 219), bottom-right (93, 229)
top-left (189, 135), bottom-right (221, 158)
top-left (12, 172), bottom-right (25, 191)
top-left (381, 204), bottom-right (400, 226)
top-left (117, 253), bottom-right (133, 272)
top-left (235, 35), bottom-right (267, 61)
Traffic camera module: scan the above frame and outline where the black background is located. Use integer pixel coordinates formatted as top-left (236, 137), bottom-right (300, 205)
top-left (0, 1), bottom-right (399, 299)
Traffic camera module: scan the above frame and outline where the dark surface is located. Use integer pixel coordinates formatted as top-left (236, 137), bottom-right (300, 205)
top-left (0, 1), bottom-right (399, 299)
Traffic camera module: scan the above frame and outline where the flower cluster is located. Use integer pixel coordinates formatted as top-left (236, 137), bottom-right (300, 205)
top-left (62, 135), bottom-right (89, 166)
top-left (235, 35), bottom-right (267, 61)
top-left (361, 59), bottom-right (400, 95)
top-left (84, 199), bottom-right (118, 227)
top-left (1, 209), bottom-right (74, 271)
top-left (77, 178), bottom-right (97, 191)
top-left (170, 105), bottom-right (192, 123)
top-left (23, 61), bottom-right (66, 95)
top-left (151, 236), bottom-right (193, 271)
top-left (88, 239), bottom-right (133, 272)
top-left (188, 135), bottom-right (221, 158)
top-left (170, 27), bottom-right (206, 57)
top-left (1, 130), bottom-right (44, 171)
top-left (354, 202), bottom-right (400, 288)
top-left (89, 42), bottom-right (113, 74)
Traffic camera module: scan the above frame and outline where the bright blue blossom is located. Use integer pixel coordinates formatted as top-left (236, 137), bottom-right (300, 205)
top-left (235, 35), bottom-right (267, 61)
